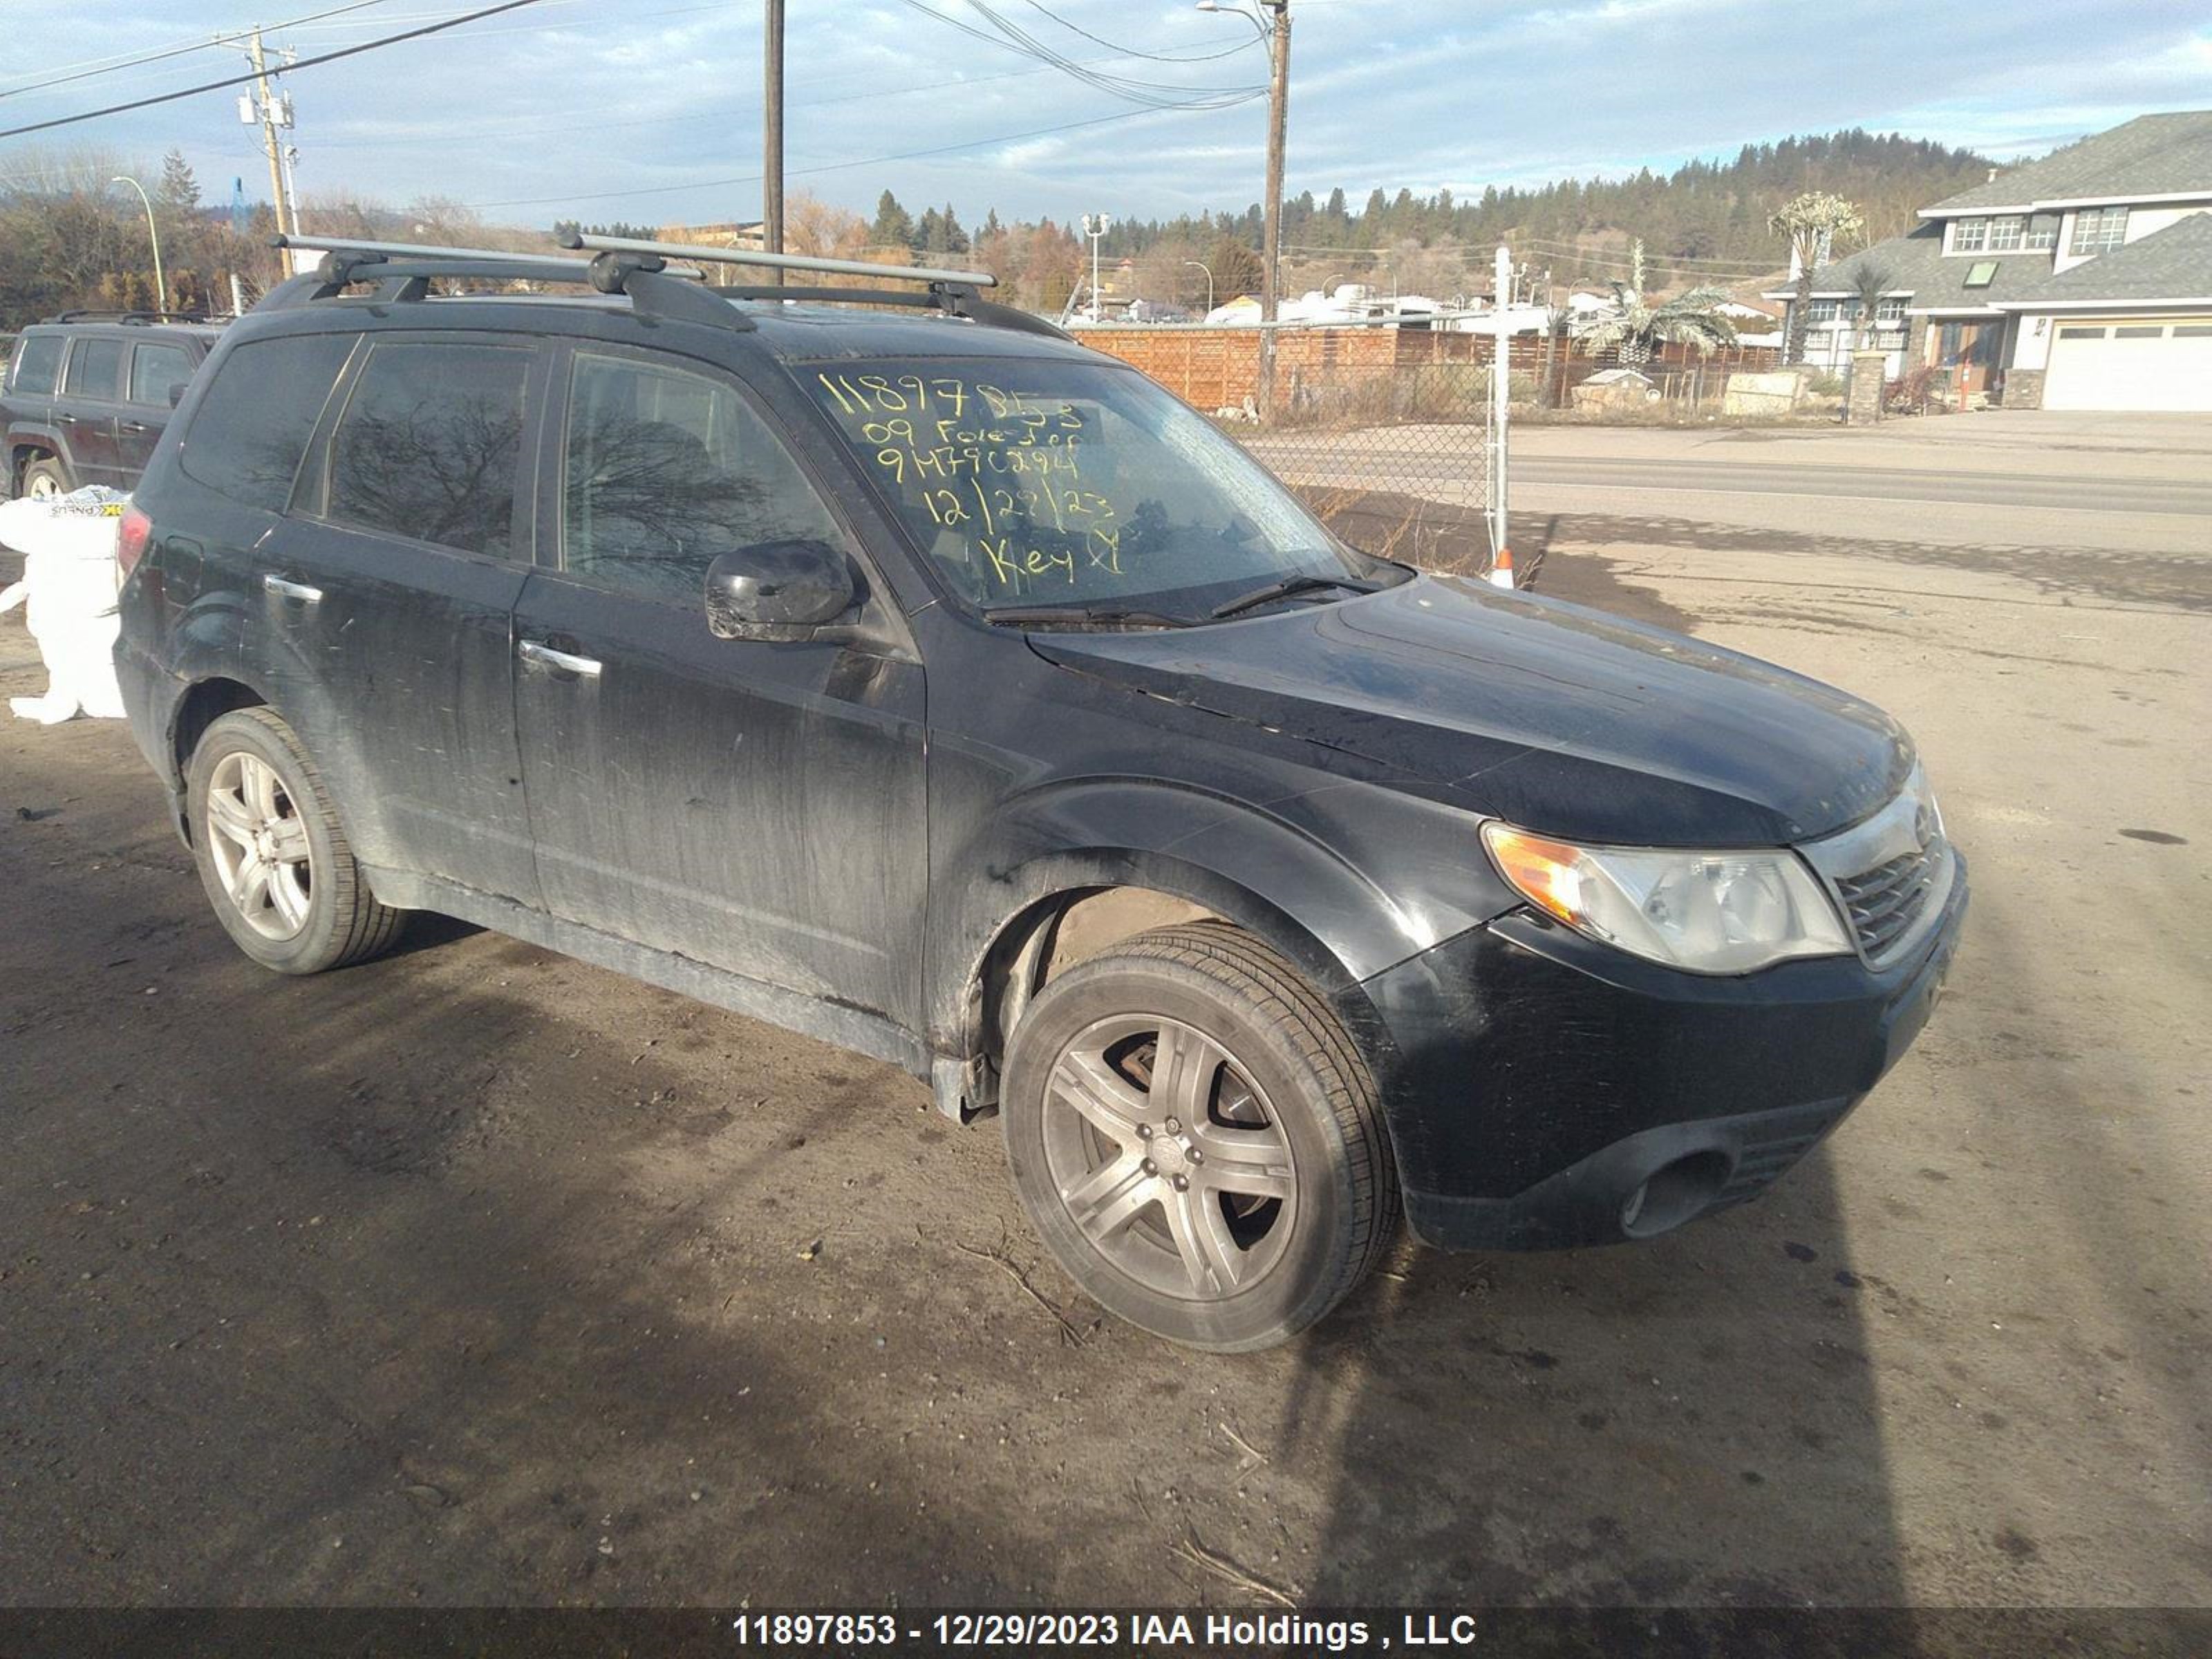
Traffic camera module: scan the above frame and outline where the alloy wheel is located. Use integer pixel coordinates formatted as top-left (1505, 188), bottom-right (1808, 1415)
top-left (203, 751), bottom-right (315, 940)
top-left (1040, 1013), bottom-right (1298, 1302)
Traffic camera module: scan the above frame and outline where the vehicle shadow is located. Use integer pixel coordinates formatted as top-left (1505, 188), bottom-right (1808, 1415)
top-left (1282, 1151), bottom-right (1906, 1613)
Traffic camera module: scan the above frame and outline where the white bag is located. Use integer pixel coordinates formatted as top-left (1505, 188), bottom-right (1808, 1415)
top-left (0, 485), bottom-right (130, 724)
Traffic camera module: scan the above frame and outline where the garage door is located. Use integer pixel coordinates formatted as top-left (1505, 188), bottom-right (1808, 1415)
top-left (2041, 317), bottom-right (2212, 411)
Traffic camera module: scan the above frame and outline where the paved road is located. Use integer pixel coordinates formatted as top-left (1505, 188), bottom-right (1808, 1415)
top-left (1510, 454), bottom-right (2212, 518)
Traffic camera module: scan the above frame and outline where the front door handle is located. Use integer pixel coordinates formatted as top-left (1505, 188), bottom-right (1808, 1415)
top-left (263, 574), bottom-right (323, 604)
top-left (121, 420), bottom-right (152, 433)
top-left (518, 638), bottom-right (602, 678)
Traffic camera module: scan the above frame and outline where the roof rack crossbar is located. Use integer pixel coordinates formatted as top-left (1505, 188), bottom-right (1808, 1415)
top-left (559, 230), bottom-right (997, 290)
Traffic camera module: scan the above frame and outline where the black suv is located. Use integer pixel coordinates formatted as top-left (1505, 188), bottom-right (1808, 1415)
top-left (3, 312), bottom-right (221, 499)
top-left (113, 236), bottom-right (1965, 1351)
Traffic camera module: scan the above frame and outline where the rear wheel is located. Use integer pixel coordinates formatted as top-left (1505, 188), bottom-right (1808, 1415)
top-left (21, 457), bottom-right (71, 500)
top-left (186, 708), bottom-right (405, 974)
top-left (1002, 922), bottom-right (1398, 1351)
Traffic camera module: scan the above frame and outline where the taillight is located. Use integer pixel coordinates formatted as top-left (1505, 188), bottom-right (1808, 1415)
top-left (115, 505), bottom-right (153, 580)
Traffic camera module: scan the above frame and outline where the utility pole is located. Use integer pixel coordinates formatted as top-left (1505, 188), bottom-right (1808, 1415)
top-left (762, 0), bottom-right (784, 285)
top-left (1259, 0), bottom-right (1290, 422)
top-left (243, 29), bottom-right (294, 275)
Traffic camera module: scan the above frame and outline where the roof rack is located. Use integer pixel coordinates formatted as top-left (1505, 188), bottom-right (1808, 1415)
top-left (47, 308), bottom-right (214, 326)
top-left (252, 234), bottom-right (1069, 343)
top-left (559, 231), bottom-right (1069, 341)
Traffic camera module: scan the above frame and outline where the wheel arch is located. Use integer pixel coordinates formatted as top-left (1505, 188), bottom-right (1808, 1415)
top-left (934, 845), bottom-right (1393, 1122)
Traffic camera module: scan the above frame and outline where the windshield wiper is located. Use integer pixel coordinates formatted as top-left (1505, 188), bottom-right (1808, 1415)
top-left (1208, 572), bottom-right (1378, 621)
top-left (984, 605), bottom-right (1192, 630)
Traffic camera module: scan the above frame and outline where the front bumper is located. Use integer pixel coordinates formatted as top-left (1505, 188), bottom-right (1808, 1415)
top-left (1354, 852), bottom-right (1967, 1250)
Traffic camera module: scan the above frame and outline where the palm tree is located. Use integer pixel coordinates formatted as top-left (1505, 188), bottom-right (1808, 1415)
top-left (1848, 261), bottom-right (1896, 349)
top-left (1770, 192), bottom-right (1867, 362)
top-left (1568, 241), bottom-right (1738, 367)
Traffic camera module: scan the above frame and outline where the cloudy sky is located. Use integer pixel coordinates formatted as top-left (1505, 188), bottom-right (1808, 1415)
top-left (8, 1), bottom-right (2209, 231)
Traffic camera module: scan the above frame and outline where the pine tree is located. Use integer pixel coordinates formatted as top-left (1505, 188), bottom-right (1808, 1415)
top-left (156, 149), bottom-right (201, 216)
top-left (939, 203), bottom-right (968, 254)
top-left (870, 190), bottom-right (914, 250)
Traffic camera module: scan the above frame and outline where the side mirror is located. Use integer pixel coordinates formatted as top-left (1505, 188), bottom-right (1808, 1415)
top-left (704, 539), bottom-right (856, 642)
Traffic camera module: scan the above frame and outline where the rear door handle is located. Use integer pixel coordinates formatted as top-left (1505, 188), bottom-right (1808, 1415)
top-left (518, 638), bottom-right (602, 678)
top-left (121, 420), bottom-right (151, 433)
top-left (263, 574), bottom-right (323, 604)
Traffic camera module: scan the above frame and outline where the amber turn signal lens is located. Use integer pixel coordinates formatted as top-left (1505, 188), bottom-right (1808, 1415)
top-left (1480, 824), bottom-right (1585, 926)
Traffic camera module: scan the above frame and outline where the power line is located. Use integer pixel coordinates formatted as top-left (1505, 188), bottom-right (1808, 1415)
top-left (0, 0), bottom-right (550, 142)
top-left (465, 98), bottom-right (1260, 212)
top-left (1011, 0), bottom-right (1257, 66)
top-left (0, 1), bottom-right (395, 103)
top-left (889, 0), bottom-right (1260, 110)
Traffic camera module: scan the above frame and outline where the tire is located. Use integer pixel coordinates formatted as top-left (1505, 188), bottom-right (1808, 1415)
top-left (185, 707), bottom-right (406, 974)
top-left (1001, 921), bottom-right (1399, 1351)
top-left (21, 456), bottom-right (71, 500)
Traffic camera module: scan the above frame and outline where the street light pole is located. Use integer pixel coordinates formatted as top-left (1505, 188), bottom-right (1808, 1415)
top-left (1080, 213), bottom-right (1112, 323)
top-left (1184, 258), bottom-right (1214, 315)
top-left (111, 175), bottom-right (167, 313)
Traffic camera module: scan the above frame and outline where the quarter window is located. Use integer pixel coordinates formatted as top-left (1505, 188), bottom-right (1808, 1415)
top-left (129, 342), bottom-right (194, 406)
top-left (10, 334), bottom-right (63, 395)
top-left (180, 333), bottom-right (355, 513)
top-left (2070, 207), bottom-right (2129, 254)
top-left (327, 341), bottom-right (531, 559)
top-left (560, 353), bottom-right (843, 604)
top-left (63, 337), bottom-right (124, 399)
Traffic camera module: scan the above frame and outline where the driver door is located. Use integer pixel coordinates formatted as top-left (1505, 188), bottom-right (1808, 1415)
top-left (512, 344), bottom-right (926, 1028)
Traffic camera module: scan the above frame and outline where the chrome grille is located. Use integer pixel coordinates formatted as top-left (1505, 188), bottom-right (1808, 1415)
top-left (1799, 764), bottom-right (1956, 968)
top-left (1835, 841), bottom-right (1946, 959)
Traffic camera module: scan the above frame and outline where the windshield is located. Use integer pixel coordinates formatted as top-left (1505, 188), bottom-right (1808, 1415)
top-left (801, 357), bottom-right (1387, 620)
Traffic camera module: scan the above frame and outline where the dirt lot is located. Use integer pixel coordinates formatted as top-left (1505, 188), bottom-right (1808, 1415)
top-left (2, 411), bottom-right (2207, 1627)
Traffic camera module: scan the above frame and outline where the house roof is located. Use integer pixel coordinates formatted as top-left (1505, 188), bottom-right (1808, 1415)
top-left (1762, 222), bottom-right (2049, 312)
top-left (1921, 111), bottom-right (2212, 216)
top-left (1988, 210), bottom-right (2212, 308)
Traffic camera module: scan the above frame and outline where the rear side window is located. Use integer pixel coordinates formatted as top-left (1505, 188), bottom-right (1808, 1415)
top-left (179, 332), bottom-right (355, 512)
top-left (129, 341), bottom-right (194, 406)
top-left (326, 341), bottom-right (530, 559)
top-left (10, 334), bottom-right (63, 395)
top-left (63, 337), bottom-right (124, 399)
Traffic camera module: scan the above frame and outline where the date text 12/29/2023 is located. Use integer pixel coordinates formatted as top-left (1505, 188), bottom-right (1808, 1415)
top-left (727, 1612), bottom-right (1485, 1650)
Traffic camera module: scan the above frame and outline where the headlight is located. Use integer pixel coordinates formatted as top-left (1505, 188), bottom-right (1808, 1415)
top-left (1481, 823), bottom-right (1854, 975)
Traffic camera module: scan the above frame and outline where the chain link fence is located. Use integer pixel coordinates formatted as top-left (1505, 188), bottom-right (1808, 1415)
top-left (1082, 325), bottom-right (1505, 580)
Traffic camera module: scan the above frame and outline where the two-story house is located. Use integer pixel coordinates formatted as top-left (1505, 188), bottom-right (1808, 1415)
top-left (1768, 111), bottom-right (2212, 411)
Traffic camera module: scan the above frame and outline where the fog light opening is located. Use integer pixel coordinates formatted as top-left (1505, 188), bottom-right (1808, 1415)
top-left (1620, 1151), bottom-right (1731, 1239)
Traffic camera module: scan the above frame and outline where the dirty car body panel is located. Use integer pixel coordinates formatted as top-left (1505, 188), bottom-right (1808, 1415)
top-left (115, 280), bottom-right (1965, 1266)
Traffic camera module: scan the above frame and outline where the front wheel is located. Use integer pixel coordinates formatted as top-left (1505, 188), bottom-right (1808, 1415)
top-left (186, 707), bottom-right (406, 974)
top-left (1001, 923), bottom-right (1399, 1351)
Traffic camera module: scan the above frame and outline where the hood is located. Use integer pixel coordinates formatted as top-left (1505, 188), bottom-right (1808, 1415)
top-left (1028, 574), bottom-right (1911, 846)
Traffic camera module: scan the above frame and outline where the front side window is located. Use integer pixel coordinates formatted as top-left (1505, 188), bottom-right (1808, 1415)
top-left (180, 332), bottom-right (355, 512)
top-left (805, 357), bottom-right (1378, 618)
top-left (1951, 218), bottom-right (1987, 253)
top-left (561, 353), bottom-right (842, 604)
top-left (326, 341), bottom-right (529, 558)
top-left (63, 336), bottom-right (124, 399)
top-left (129, 342), bottom-right (194, 406)
top-left (2071, 207), bottom-right (2129, 255)
top-left (10, 333), bottom-right (63, 395)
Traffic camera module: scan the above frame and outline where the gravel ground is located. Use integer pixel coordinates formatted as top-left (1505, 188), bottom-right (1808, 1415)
top-left (1, 413), bottom-right (2206, 1632)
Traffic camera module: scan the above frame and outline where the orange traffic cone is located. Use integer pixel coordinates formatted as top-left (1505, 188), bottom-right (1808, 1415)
top-left (1488, 545), bottom-right (1515, 590)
